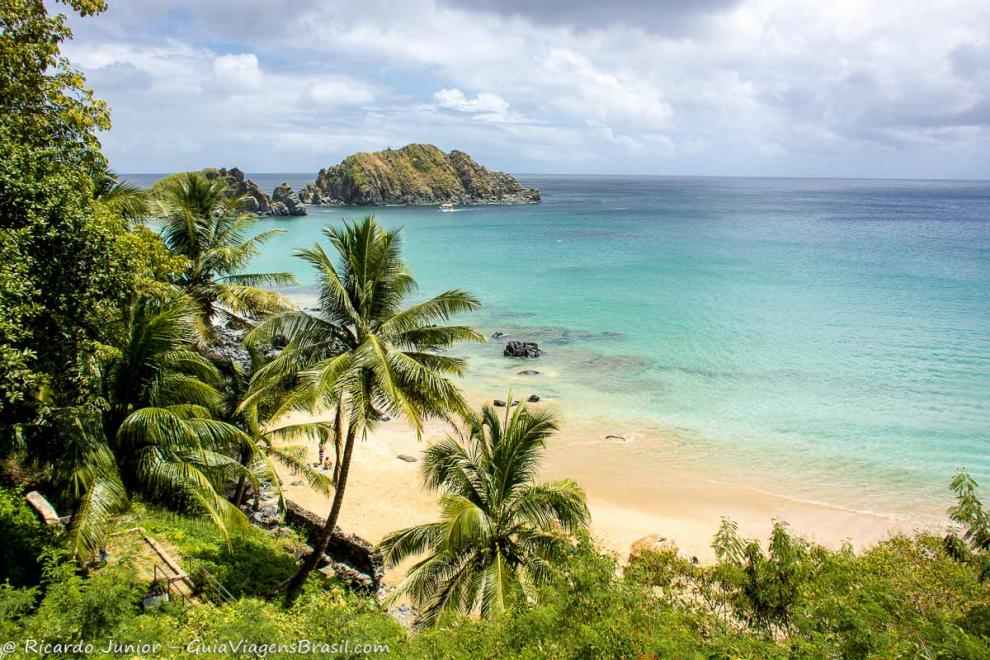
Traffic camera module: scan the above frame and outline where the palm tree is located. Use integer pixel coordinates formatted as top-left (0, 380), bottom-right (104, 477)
top-left (157, 172), bottom-right (296, 333)
top-left (378, 401), bottom-right (590, 624)
top-left (90, 168), bottom-right (150, 223)
top-left (242, 216), bottom-right (483, 594)
top-left (226, 378), bottom-right (336, 512)
top-left (33, 292), bottom-right (256, 558)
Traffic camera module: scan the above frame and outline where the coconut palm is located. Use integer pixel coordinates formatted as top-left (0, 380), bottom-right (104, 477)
top-left (226, 381), bottom-right (336, 512)
top-left (242, 216), bottom-right (483, 594)
top-left (90, 168), bottom-right (150, 223)
top-left (378, 401), bottom-right (590, 625)
top-left (32, 292), bottom-right (256, 558)
top-left (157, 171), bottom-right (296, 333)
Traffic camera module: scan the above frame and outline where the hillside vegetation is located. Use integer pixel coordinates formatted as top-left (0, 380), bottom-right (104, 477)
top-left (299, 144), bottom-right (541, 206)
top-left (3, 490), bottom-right (990, 658)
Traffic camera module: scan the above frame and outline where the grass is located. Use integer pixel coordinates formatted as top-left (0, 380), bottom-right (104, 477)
top-left (124, 503), bottom-right (309, 598)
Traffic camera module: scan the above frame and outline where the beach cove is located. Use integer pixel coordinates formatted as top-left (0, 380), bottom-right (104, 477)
top-left (273, 408), bottom-right (918, 585)
top-left (127, 172), bottom-right (989, 565)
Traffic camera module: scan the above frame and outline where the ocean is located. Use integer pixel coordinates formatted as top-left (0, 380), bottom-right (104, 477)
top-left (129, 173), bottom-right (990, 522)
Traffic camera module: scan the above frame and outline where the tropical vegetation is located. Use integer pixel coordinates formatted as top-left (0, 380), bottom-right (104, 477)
top-left (380, 401), bottom-right (589, 624)
top-left (1, 2), bottom-right (989, 658)
top-left (242, 217), bottom-right (483, 593)
top-left (156, 171), bottom-right (295, 334)
top-left (2, 489), bottom-right (989, 658)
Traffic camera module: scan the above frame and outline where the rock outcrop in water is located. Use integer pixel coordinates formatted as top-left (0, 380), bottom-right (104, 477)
top-left (272, 182), bottom-right (307, 216)
top-left (206, 168), bottom-right (307, 217)
top-left (153, 168), bottom-right (307, 217)
top-left (298, 144), bottom-right (540, 206)
top-left (504, 341), bottom-right (542, 359)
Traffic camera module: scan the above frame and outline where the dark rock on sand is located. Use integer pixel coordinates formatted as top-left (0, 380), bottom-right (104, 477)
top-left (605, 434), bottom-right (626, 442)
top-left (527, 394), bottom-right (541, 403)
top-left (494, 399), bottom-right (506, 407)
top-left (285, 501), bottom-right (384, 594)
top-left (517, 369), bottom-right (540, 376)
top-left (504, 341), bottom-right (541, 359)
top-left (396, 454), bottom-right (417, 463)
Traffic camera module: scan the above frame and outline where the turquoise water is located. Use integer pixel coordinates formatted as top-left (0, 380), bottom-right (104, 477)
top-left (134, 174), bottom-right (990, 519)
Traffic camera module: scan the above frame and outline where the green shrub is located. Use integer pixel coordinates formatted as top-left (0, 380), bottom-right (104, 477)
top-left (0, 486), bottom-right (54, 586)
top-left (129, 504), bottom-right (305, 597)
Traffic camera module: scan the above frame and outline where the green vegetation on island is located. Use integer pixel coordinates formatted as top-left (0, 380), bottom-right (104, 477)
top-left (299, 143), bottom-right (542, 206)
top-left (1, 2), bottom-right (989, 658)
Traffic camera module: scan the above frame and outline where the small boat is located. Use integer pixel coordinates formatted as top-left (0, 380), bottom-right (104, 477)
top-left (439, 202), bottom-right (455, 212)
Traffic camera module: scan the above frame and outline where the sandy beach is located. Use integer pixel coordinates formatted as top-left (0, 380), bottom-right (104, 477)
top-left (273, 403), bottom-right (930, 586)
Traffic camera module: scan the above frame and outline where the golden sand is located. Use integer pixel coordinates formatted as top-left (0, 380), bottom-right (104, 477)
top-left (271, 406), bottom-right (930, 586)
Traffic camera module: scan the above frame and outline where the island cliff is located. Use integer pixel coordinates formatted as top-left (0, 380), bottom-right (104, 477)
top-left (298, 144), bottom-right (540, 206)
top-left (204, 168), bottom-right (307, 217)
top-left (151, 168), bottom-right (307, 217)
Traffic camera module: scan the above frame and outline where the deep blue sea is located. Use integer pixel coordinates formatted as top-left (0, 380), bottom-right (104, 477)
top-left (129, 173), bottom-right (990, 520)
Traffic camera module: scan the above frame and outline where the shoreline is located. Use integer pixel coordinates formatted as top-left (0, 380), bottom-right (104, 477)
top-left (279, 287), bottom-right (955, 529)
top-left (273, 292), bottom-right (950, 584)
top-left (273, 408), bottom-right (934, 586)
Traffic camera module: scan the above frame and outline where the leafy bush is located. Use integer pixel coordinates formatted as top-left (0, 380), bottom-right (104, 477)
top-left (945, 470), bottom-right (990, 581)
top-left (0, 486), bottom-right (53, 586)
top-left (128, 504), bottom-right (306, 598)
top-left (1, 507), bottom-right (988, 659)
top-left (626, 525), bottom-right (990, 658)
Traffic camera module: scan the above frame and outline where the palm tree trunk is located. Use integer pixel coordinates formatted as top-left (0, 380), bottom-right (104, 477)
top-left (233, 473), bottom-right (247, 508)
top-left (284, 417), bottom-right (357, 595)
top-left (233, 444), bottom-right (254, 507)
top-left (332, 402), bottom-right (344, 485)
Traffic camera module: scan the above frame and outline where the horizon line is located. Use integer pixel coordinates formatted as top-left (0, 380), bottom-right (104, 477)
top-left (120, 171), bottom-right (990, 184)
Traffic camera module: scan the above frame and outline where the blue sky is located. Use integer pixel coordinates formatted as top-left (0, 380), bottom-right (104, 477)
top-left (60, 0), bottom-right (990, 179)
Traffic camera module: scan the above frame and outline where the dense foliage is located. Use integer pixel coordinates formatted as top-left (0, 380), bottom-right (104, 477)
top-left (0, 0), bottom-right (131, 435)
top-left (0, 487), bottom-right (52, 587)
top-left (243, 217), bottom-right (482, 592)
top-left (381, 401), bottom-right (590, 624)
top-left (1, 500), bottom-right (988, 658)
top-left (0, 0), bottom-right (320, 564)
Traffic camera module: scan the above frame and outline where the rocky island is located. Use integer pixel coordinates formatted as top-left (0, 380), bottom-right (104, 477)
top-left (152, 167), bottom-right (307, 217)
top-left (204, 167), bottom-right (307, 217)
top-left (298, 143), bottom-right (540, 206)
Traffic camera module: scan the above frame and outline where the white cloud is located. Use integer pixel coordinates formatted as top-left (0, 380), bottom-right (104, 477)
top-left (435, 88), bottom-right (509, 114)
top-left (299, 78), bottom-right (376, 106)
top-left (212, 53), bottom-right (264, 93)
top-left (63, 0), bottom-right (990, 177)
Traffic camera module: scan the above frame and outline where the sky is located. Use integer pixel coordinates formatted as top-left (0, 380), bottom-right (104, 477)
top-left (59, 0), bottom-right (990, 179)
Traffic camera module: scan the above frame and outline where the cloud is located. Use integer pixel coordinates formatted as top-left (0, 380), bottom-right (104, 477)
top-left (61, 0), bottom-right (990, 178)
top-left (299, 78), bottom-right (376, 106)
top-left (212, 53), bottom-right (264, 93)
top-left (86, 61), bottom-right (153, 92)
top-left (437, 0), bottom-right (742, 33)
top-left (435, 89), bottom-right (509, 114)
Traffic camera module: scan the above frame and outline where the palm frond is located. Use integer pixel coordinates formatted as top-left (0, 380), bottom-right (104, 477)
top-left (219, 272), bottom-right (298, 287)
top-left (510, 480), bottom-right (591, 534)
top-left (378, 290), bottom-right (482, 336)
top-left (378, 522), bottom-right (447, 567)
top-left (266, 445), bottom-right (335, 497)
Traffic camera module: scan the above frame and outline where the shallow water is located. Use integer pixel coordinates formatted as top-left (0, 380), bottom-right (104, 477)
top-left (131, 173), bottom-right (990, 521)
